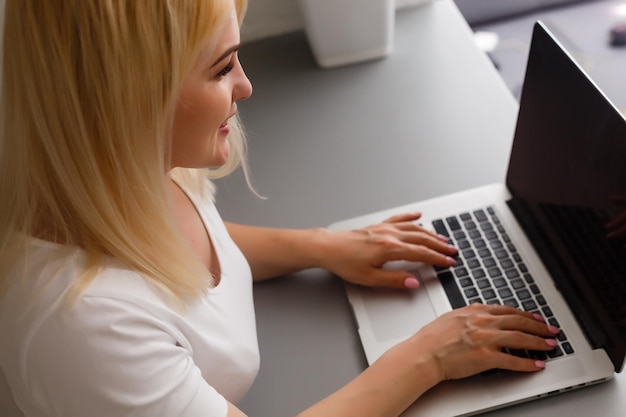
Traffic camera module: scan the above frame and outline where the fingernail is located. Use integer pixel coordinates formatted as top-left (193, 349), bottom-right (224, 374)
top-left (446, 256), bottom-right (457, 266)
top-left (437, 234), bottom-right (450, 242)
top-left (548, 325), bottom-right (561, 334)
top-left (535, 360), bottom-right (546, 369)
top-left (404, 277), bottom-right (420, 289)
top-left (533, 313), bottom-right (545, 322)
top-left (545, 338), bottom-right (558, 347)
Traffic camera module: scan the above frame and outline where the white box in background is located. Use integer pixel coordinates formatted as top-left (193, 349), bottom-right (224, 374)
top-left (298, 0), bottom-right (395, 68)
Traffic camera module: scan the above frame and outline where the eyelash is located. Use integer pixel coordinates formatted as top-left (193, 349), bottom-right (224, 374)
top-left (216, 62), bottom-right (234, 78)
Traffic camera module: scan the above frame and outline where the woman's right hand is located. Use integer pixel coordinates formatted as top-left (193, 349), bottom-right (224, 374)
top-left (407, 303), bottom-right (560, 381)
top-left (297, 303), bottom-right (560, 417)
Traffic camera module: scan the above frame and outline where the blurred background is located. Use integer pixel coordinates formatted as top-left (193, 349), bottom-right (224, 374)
top-left (242, 0), bottom-right (626, 113)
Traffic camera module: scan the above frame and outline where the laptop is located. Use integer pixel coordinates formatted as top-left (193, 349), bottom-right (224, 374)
top-left (329, 21), bottom-right (625, 416)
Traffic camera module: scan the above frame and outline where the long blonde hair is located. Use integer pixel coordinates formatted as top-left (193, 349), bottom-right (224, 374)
top-left (0, 0), bottom-right (249, 305)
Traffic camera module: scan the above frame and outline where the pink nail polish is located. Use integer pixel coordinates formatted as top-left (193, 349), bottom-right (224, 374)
top-left (545, 338), bottom-right (558, 347)
top-left (446, 256), bottom-right (457, 266)
top-left (437, 234), bottom-right (450, 242)
top-left (548, 325), bottom-right (561, 334)
top-left (533, 313), bottom-right (545, 322)
top-left (535, 360), bottom-right (546, 369)
top-left (404, 277), bottom-right (420, 289)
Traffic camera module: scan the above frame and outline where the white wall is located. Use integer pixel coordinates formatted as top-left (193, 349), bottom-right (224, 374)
top-left (242, 0), bottom-right (430, 42)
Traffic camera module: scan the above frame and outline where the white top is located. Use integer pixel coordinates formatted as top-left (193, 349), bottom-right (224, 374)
top-left (0, 184), bottom-right (260, 417)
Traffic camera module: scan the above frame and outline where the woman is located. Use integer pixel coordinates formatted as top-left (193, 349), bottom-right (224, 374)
top-left (0, 1), bottom-right (560, 416)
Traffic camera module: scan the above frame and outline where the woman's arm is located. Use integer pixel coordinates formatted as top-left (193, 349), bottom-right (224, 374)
top-left (225, 212), bottom-right (458, 286)
top-left (295, 304), bottom-right (558, 417)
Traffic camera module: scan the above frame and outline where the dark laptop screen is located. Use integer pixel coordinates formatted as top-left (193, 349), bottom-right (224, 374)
top-left (505, 22), bottom-right (626, 372)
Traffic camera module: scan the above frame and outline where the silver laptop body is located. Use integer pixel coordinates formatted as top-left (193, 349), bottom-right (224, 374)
top-left (329, 21), bottom-right (625, 416)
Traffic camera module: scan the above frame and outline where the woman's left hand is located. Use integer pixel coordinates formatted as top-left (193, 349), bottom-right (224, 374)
top-left (318, 212), bottom-right (458, 289)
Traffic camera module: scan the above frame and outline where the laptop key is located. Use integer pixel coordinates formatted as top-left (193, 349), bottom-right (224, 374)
top-left (467, 259), bottom-right (481, 269)
top-left (503, 298), bottom-right (519, 308)
top-left (547, 346), bottom-right (564, 358)
top-left (457, 240), bottom-right (471, 249)
top-left (472, 268), bottom-right (486, 279)
top-left (469, 229), bottom-right (482, 239)
top-left (487, 267), bottom-right (502, 278)
top-left (489, 240), bottom-right (503, 249)
top-left (438, 270), bottom-right (466, 309)
top-left (474, 238), bottom-right (487, 248)
top-left (529, 350), bottom-right (548, 361)
top-left (453, 230), bottom-right (466, 240)
top-left (510, 279), bottom-right (525, 289)
top-left (462, 249), bottom-right (476, 259)
top-left (562, 342), bottom-right (574, 354)
top-left (432, 219), bottom-right (449, 237)
top-left (485, 231), bottom-right (498, 240)
top-left (495, 249), bottom-right (508, 259)
top-left (482, 289), bottom-right (497, 299)
top-left (454, 267), bottom-right (469, 277)
top-left (476, 279), bottom-right (491, 289)
top-left (483, 257), bottom-right (497, 267)
top-left (446, 216), bottom-right (461, 231)
top-left (498, 288), bottom-right (513, 298)
top-left (459, 278), bottom-right (473, 287)
top-left (504, 269), bottom-right (520, 279)
top-left (500, 259), bottom-right (514, 269)
top-left (474, 209), bottom-right (488, 221)
top-left (464, 287), bottom-right (479, 298)
top-left (493, 278), bottom-right (507, 288)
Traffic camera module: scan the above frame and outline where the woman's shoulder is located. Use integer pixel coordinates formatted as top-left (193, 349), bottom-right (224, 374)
top-left (1, 240), bottom-right (173, 325)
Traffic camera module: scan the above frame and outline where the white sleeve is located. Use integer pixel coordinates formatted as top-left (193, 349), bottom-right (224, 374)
top-left (23, 296), bottom-right (227, 417)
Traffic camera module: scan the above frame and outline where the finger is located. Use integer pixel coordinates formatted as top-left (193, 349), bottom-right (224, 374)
top-left (397, 231), bottom-right (458, 255)
top-left (494, 330), bottom-right (559, 352)
top-left (494, 315), bottom-right (560, 337)
top-left (390, 243), bottom-right (458, 267)
top-left (391, 221), bottom-right (452, 242)
top-left (364, 269), bottom-right (422, 289)
top-left (382, 212), bottom-right (422, 224)
top-left (477, 303), bottom-right (536, 318)
top-left (488, 350), bottom-right (547, 373)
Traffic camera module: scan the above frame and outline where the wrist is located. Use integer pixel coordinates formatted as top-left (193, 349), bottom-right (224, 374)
top-left (385, 336), bottom-right (444, 390)
top-left (305, 227), bottom-right (336, 269)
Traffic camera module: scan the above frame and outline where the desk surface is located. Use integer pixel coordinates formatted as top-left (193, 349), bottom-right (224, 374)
top-left (215, 0), bottom-right (625, 415)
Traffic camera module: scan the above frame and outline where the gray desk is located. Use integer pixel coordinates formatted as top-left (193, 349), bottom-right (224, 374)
top-left (215, 0), bottom-right (625, 415)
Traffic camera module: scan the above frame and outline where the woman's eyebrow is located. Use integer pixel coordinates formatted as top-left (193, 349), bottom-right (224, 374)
top-left (210, 44), bottom-right (241, 68)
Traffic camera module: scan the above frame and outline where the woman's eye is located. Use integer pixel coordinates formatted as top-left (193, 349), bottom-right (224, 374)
top-left (216, 63), bottom-right (234, 78)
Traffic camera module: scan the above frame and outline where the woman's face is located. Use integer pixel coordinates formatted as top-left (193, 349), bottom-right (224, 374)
top-left (170, 7), bottom-right (252, 169)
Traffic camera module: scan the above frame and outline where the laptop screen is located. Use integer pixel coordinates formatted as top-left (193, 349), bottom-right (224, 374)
top-left (505, 22), bottom-right (626, 372)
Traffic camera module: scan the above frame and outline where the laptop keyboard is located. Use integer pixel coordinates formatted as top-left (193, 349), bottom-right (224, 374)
top-left (432, 206), bottom-right (574, 362)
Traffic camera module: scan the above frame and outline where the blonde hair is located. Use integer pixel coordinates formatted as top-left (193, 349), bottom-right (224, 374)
top-left (0, 0), bottom-right (249, 305)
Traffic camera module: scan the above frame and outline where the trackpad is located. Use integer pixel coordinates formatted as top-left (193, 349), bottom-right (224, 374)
top-left (361, 270), bottom-right (438, 342)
